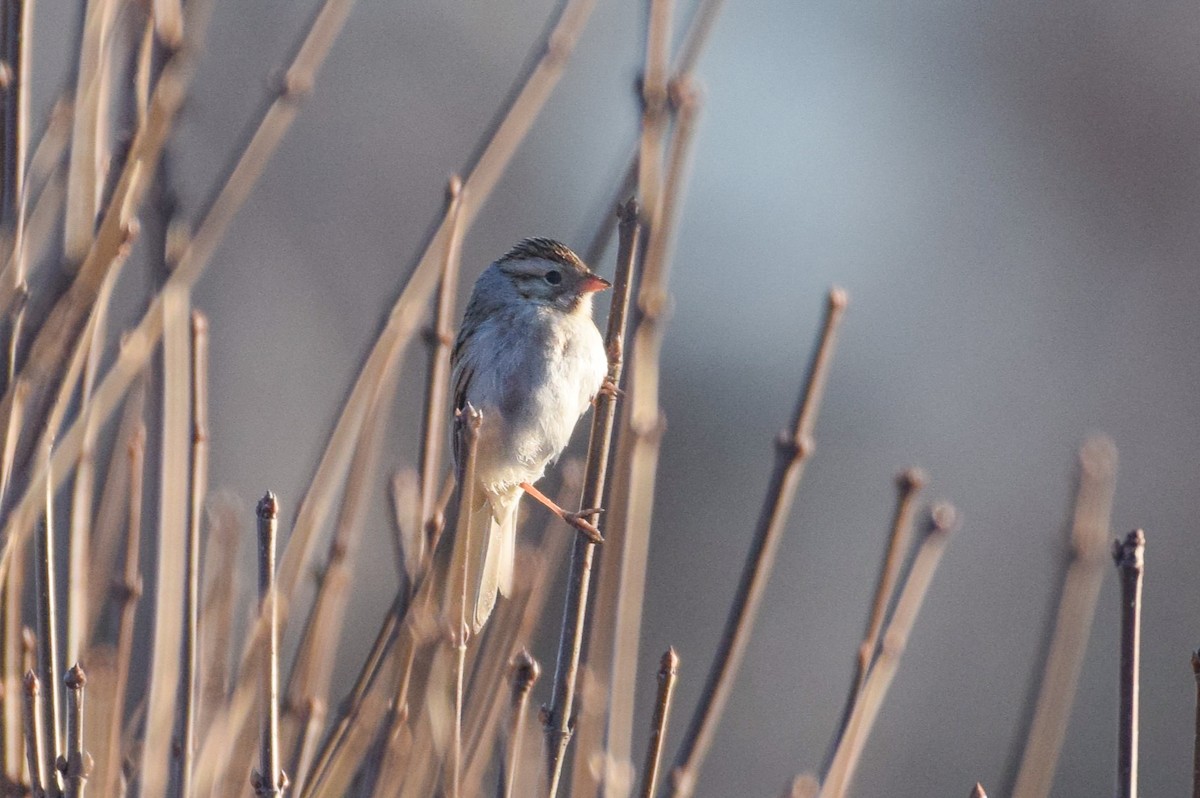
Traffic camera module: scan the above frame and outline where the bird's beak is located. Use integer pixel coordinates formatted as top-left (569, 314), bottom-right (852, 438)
top-left (580, 273), bottom-right (611, 293)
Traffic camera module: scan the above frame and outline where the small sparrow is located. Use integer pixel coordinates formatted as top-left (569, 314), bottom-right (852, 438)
top-left (451, 238), bottom-right (610, 631)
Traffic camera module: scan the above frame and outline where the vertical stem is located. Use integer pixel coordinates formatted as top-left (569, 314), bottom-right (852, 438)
top-left (63, 664), bottom-right (89, 798)
top-left (637, 648), bottom-right (679, 798)
top-left (101, 424), bottom-right (144, 798)
top-left (824, 469), bottom-right (924, 772)
top-left (544, 200), bottom-right (641, 796)
top-left (669, 288), bottom-right (848, 798)
top-left (1, 0), bottom-right (31, 386)
top-left (1010, 436), bottom-right (1118, 798)
top-left (818, 505), bottom-right (959, 798)
top-left (445, 407), bottom-right (481, 798)
top-left (418, 176), bottom-right (464, 545)
top-left (501, 650), bottom-right (540, 798)
top-left (254, 493), bottom-right (284, 796)
top-left (179, 311), bottom-right (208, 796)
top-left (35, 448), bottom-right (62, 796)
top-left (0, 382), bottom-right (24, 781)
top-left (1113, 529), bottom-right (1144, 798)
top-left (23, 671), bottom-right (46, 798)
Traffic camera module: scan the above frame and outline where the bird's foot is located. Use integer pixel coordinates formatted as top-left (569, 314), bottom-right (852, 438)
top-left (597, 378), bottom-right (623, 400)
top-left (562, 510), bottom-right (604, 544)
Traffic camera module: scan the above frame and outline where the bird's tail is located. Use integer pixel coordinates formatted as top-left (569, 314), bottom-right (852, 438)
top-left (471, 493), bottom-right (518, 632)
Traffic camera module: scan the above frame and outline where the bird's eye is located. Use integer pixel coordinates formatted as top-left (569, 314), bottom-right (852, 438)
top-left (544, 270), bottom-right (563, 285)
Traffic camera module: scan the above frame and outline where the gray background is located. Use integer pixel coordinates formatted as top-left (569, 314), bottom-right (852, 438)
top-left (32, 0), bottom-right (1200, 795)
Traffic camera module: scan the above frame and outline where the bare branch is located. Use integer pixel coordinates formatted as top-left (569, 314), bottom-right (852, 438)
top-left (1113, 529), bottom-right (1145, 798)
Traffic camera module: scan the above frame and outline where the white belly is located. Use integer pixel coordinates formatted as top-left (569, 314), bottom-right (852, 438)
top-left (462, 305), bottom-right (606, 494)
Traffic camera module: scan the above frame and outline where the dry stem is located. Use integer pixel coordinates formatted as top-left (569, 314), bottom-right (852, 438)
top-left (1113, 529), bottom-right (1144, 798)
top-left (501, 650), bottom-right (540, 798)
top-left (603, 84), bottom-right (702, 797)
top-left (668, 288), bottom-right (848, 798)
top-left (818, 504), bottom-right (959, 798)
top-left (254, 493), bottom-right (285, 796)
top-left (35, 451), bottom-right (62, 794)
top-left (138, 285), bottom-right (190, 798)
top-left (179, 310), bottom-right (209, 795)
top-left (62, 664), bottom-right (89, 798)
top-left (100, 423), bottom-right (145, 798)
top-left (445, 407), bottom-right (481, 798)
top-left (543, 199), bottom-right (641, 797)
top-left (22, 671), bottom-right (45, 798)
top-left (419, 176), bottom-right (465, 537)
top-left (825, 468), bottom-right (925, 771)
top-left (637, 648), bottom-right (679, 798)
top-left (1011, 436), bottom-right (1118, 798)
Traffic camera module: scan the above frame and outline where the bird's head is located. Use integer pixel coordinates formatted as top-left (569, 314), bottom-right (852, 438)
top-left (496, 238), bottom-right (610, 313)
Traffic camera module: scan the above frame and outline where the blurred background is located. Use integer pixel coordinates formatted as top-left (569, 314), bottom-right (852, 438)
top-left (29, 0), bottom-right (1200, 794)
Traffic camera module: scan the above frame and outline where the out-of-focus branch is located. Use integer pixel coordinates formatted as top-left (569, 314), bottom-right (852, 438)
top-left (1010, 436), bottom-right (1118, 798)
top-left (501, 650), bottom-right (540, 798)
top-left (419, 176), bottom-right (465, 544)
top-left (444, 407), bottom-right (481, 798)
top-left (138, 285), bottom-right (190, 798)
top-left (600, 83), bottom-right (703, 798)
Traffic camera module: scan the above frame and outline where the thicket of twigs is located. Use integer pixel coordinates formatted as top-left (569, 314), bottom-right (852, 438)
top-left (0, 0), bottom-right (1171, 796)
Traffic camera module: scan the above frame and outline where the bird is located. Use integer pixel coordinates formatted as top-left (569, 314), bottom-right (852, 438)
top-left (451, 238), bottom-right (610, 631)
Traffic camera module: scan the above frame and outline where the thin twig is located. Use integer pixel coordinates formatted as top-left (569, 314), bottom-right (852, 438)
top-left (23, 671), bottom-right (46, 798)
top-left (825, 468), bottom-right (925, 770)
top-left (1113, 529), bottom-right (1144, 798)
top-left (179, 310), bottom-right (208, 796)
top-left (62, 664), bottom-right (89, 798)
top-left (818, 504), bottom-right (959, 798)
top-left (35, 448), bottom-right (62, 794)
top-left (1010, 436), bottom-right (1118, 798)
top-left (637, 648), bottom-right (679, 798)
top-left (501, 650), bottom-right (540, 798)
top-left (668, 288), bottom-right (848, 798)
top-left (543, 199), bottom-right (641, 796)
top-left (253, 493), bottom-right (285, 797)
